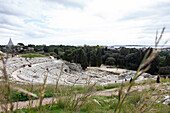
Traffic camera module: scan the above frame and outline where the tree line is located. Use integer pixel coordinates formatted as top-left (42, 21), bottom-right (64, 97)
top-left (1, 44), bottom-right (169, 75)
top-left (42, 45), bottom-right (170, 75)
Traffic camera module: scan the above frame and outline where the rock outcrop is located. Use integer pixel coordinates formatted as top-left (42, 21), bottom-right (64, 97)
top-left (65, 61), bottom-right (82, 72)
top-left (119, 70), bottom-right (153, 79)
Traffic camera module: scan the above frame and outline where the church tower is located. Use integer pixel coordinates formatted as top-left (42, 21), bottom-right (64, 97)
top-left (6, 38), bottom-right (14, 52)
top-left (7, 38), bottom-right (14, 47)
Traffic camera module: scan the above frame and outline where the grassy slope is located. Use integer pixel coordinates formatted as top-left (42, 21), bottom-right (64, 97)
top-left (10, 82), bottom-right (123, 102)
top-left (11, 79), bottom-right (170, 113)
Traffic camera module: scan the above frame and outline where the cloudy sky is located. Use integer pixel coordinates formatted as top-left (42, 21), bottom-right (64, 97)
top-left (0, 0), bottom-right (170, 46)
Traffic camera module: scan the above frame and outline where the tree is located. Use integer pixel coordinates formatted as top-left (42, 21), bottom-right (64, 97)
top-left (120, 47), bottom-right (130, 56)
top-left (159, 56), bottom-right (166, 67)
top-left (43, 46), bottom-right (48, 53)
top-left (48, 47), bottom-right (55, 53)
top-left (159, 66), bottom-right (170, 74)
top-left (101, 48), bottom-right (105, 55)
top-left (148, 55), bottom-right (160, 74)
top-left (81, 51), bottom-right (88, 70)
top-left (72, 48), bottom-right (88, 69)
top-left (63, 49), bottom-right (73, 62)
top-left (111, 53), bottom-right (119, 67)
top-left (54, 48), bottom-right (59, 54)
top-left (165, 53), bottom-right (170, 66)
top-left (104, 47), bottom-right (108, 51)
top-left (117, 55), bottom-right (125, 67)
top-left (17, 43), bottom-right (24, 46)
top-left (96, 48), bottom-right (102, 67)
top-left (28, 44), bottom-right (35, 48)
top-left (90, 50), bottom-right (97, 66)
top-left (125, 53), bottom-right (137, 69)
top-left (105, 57), bottom-right (115, 65)
top-left (102, 52), bottom-right (112, 64)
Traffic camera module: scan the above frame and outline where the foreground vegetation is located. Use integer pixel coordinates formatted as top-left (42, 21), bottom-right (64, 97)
top-left (3, 78), bottom-right (169, 102)
top-left (10, 78), bottom-right (170, 113)
top-left (15, 91), bottom-right (170, 113)
top-left (2, 82), bottom-right (123, 102)
top-left (0, 78), bottom-right (169, 113)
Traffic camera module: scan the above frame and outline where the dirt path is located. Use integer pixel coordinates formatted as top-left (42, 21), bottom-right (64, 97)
top-left (94, 84), bottom-right (155, 96)
top-left (0, 83), bottom-right (160, 112)
top-left (87, 67), bottom-right (127, 74)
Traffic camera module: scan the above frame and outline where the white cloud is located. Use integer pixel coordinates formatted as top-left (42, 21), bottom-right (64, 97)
top-left (0, 0), bottom-right (169, 45)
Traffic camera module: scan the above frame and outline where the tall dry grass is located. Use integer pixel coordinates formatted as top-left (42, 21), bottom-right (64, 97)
top-left (114, 27), bottom-right (167, 113)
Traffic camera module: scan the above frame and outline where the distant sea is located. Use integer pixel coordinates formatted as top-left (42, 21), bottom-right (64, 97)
top-left (109, 45), bottom-right (170, 48)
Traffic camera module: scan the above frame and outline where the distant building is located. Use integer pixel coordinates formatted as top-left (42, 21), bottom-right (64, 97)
top-left (5, 38), bottom-right (15, 52)
top-left (28, 47), bottom-right (34, 51)
top-left (17, 46), bottom-right (23, 51)
top-left (7, 38), bottom-right (14, 48)
top-left (16, 43), bottom-right (24, 51)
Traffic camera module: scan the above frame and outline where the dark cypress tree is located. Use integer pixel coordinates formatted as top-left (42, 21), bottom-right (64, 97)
top-left (90, 50), bottom-right (97, 66)
top-left (165, 53), bottom-right (170, 66)
top-left (81, 50), bottom-right (88, 70)
top-left (148, 56), bottom-right (160, 74)
top-left (101, 48), bottom-right (105, 56)
top-left (54, 48), bottom-right (59, 54)
top-left (105, 57), bottom-right (115, 65)
top-left (63, 49), bottom-right (73, 62)
top-left (43, 46), bottom-right (48, 53)
top-left (72, 48), bottom-right (88, 69)
top-left (96, 48), bottom-right (102, 67)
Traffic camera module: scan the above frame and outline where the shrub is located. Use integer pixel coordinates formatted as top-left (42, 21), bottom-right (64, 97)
top-left (105, 57), bottom-right (115, 65)
top-left (159, 66), bottom-right (170, 74)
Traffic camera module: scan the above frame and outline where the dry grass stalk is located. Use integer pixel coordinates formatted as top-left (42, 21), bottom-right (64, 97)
top-left (114, 27), bottom-right (167, 113)
top-left (27, 81), bottom-right (34, 112)
top-left (0, 51), bottom-right (14, 113)
top-left (38, 68), bottom-right (49, 112)
top-left (0, 48), bottom-right (41, 113)
top-left (74, 82), bottom-right (97, 112)
top-left (136, 84), bottom-right (162, 112)
top-left (49, 63), bottom-right (64, 109)
top-left (13, 87), bottom-right (38, 98)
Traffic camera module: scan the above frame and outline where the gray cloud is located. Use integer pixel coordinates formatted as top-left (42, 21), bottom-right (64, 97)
top-left (153, 1), bottom-right (170, 10)
top-left (25, 31), bottom-right (44, 39)
top-left (0, 24), bottom-right (21, 32)
top-left (117, 1), bottom-right (170, 43)
top-left (119, 1), bottom-right (170, 21)
top-left (138, 16), bottom-right (170, 34)
top-left (0, 1), bottom-right (25, 17)
top-left (0, 14), bottom-right (24, 27)
top-left (0, 0), bottom-right (169, 45)
top-left (43, 0), bottom-right (85, 9)
top-left (94, 13), bottom-right (105, 19)
top-left (119, 11), bottom-right (153, 21)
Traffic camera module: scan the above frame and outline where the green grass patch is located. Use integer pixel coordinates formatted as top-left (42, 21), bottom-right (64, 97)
top-left (13, 91), bottom-right (170, 113)
top-left (21, 54), bottom-right (47, 58)
top-left (3, 83), bottom-right (86, 102)
top-left (160, 78), bottom-right (170, 83)
top-left (103, 83), bottom-right (122, 89)
top-left (135, 78), bottom-right (170, 86)
top-left (8, 82), bottom-right (126, 102)
top-left (96, 83), bottom-right (127, 91)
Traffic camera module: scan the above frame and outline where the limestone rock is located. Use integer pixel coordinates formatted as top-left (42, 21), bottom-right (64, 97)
top-left (65, 61), bottom-right (82, 72)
